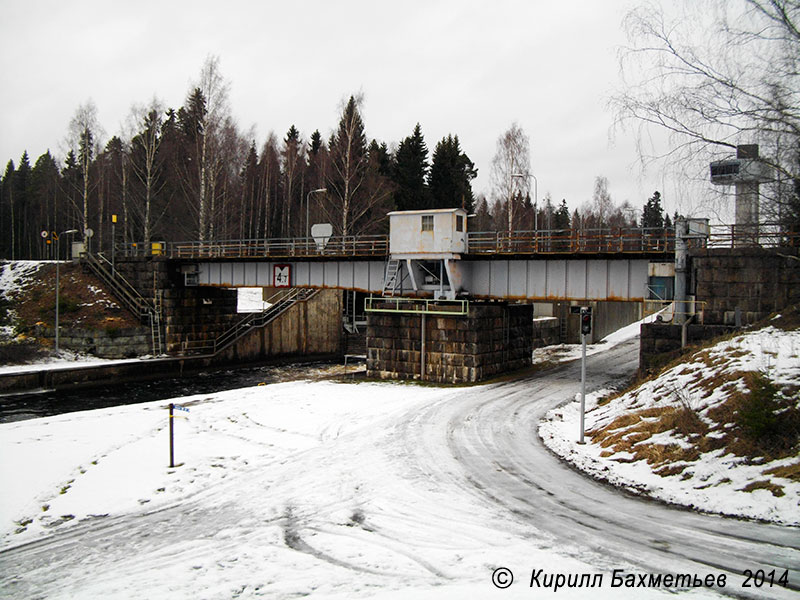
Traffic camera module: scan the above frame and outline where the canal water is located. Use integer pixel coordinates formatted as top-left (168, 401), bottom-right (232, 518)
top-left (0, 361), bottom-right (361, 424)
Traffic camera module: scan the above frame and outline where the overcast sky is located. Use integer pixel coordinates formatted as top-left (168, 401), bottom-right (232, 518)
top-left (1, 0), bottom-right (692, 218)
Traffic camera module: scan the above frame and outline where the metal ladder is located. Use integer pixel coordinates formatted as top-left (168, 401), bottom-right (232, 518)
top-left (383, 259), bottom-right (401, 296)
top-left (150, 290), bottom-right (164, 355)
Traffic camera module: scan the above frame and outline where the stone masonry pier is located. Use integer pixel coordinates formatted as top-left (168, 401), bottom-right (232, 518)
top-left (366, 302), bottom-right (533, 384)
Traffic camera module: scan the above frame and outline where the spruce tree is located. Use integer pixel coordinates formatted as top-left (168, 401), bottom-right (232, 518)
top-left (553, 199), bottom-right (570, 229)
top-left (428, 134), bottom-right (477, 213)
top-left (641, 190), bottom-right (664, 229)
top-left (393, 123), bottom-right (430, 211)
top-left (1, 160), bottom-right (15, 259)
top-left (308, 130), bottom-right (323, 156)
top-left (13, 153), bottom-right (32, 259)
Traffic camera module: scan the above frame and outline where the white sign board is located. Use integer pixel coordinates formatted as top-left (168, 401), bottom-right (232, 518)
top-left (273, 264), bottom-right (291, 288)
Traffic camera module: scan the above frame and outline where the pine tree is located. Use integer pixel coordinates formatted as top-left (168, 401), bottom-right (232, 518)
top-left (393, 123), bottom-right (430, 211)
top-left (429, 134), bottom-right (477, 213)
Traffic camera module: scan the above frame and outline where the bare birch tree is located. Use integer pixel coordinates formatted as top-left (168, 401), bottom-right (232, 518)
top-left (127, 99), bottom-right (166, 245)
top-left (612, 0), bottom-right (799, 220)
top-left (180, 55), bottom-right (231, 241)
top-left (67, 100), bottom-right (104, 240)
top-left (326, 95), bottom-right (393, 237)
top-left (491, 123), bottom-right (531, 235)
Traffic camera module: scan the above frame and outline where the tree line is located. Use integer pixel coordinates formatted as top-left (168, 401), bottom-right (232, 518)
top-left (0, 57), bottom-right (677, 261)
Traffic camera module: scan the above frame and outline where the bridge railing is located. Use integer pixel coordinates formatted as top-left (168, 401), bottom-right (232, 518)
top-left (466, 227), bottom-right (675, 255)
top-left (705, 223), bottom-right (800, 248)
top-left (117, 235), bottom-right (390, 259)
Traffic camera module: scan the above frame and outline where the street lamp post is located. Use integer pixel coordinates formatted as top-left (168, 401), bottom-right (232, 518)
top-left (54, 229), bottom-right (79, 353)
top-left (306, 188), bottom-right (327, 241)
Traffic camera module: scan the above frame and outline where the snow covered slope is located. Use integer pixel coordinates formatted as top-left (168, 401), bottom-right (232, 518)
top-left (541, 322), bottom-right (800, 525)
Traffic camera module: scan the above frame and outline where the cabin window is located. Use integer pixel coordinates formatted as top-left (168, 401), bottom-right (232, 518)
top-left (456, 215), bottom-right (464, 232)
top-left (421, 215), bottom-right (434, 232)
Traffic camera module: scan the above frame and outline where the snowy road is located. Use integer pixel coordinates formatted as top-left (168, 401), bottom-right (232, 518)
top-left (425, 338), bottom-right (800, 598)
top-left (1, 338), bottom-right (797, 599)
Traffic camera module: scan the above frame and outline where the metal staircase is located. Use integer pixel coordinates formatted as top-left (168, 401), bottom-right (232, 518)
top-left (180, 288), bottom-right (319, 356)
top-left (83, 252), bottom-right (164, 355)
top-left (383, 259), bottom-right (402, 296)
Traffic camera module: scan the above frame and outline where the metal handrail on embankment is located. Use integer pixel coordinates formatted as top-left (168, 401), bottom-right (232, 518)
top-left (179, 288), bottom-right (319, 356)
top-left (83, 252), bottom-right (155, 320)
top-left (82, 252), bottom-right (164, 355)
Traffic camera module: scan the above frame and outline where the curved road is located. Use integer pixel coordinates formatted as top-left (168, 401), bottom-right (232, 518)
top-left (407, 338), bottom-right (800, 599)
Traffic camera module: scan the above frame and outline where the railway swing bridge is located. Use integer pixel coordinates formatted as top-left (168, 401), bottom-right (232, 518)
top-left (94, 208), bottom-right (797, 383)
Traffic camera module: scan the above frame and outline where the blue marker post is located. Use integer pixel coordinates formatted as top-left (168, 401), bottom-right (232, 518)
top-left (168, 403), bottom-right (190, 467)
top-left (169, 403), bottom-right (175, 467)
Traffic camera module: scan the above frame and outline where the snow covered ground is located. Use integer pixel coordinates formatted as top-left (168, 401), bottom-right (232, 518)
top-left (1, 265), bottom-right (796, 598)
top-left (540, 325), bottom-right (800, 525)
top-left (0, 261), bottom-right (46, 339)
top-left (1, 378), bottom-right (727, 600)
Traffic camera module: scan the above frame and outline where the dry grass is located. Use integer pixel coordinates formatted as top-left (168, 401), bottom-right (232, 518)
top-left (3, 263), bottom-right (140, 337)
top-left (738, 480), bottom-right (785, 497)
top-left (764, 461), bottom-right (800, 482)
top-left (588, 404), bottom-right (705, 469)
top-left (654, 464), bottom-right (687, 477)
top-left (587, 365), bottom-right (799, 484)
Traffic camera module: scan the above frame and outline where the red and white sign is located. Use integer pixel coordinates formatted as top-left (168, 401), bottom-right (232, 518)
top-left (273, 264), bottom-right (291, 288)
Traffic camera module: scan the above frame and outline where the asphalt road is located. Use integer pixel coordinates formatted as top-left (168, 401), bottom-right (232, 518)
top-left (416, 338), bottom-right (800, 599)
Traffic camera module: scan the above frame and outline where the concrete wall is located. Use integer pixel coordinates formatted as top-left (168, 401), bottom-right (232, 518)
top-left (218, 289), bottom-right (342, 363)
top-left (532, 317), bottom-right (560, 349)
top-left (366, 302), bottom-right (533, 383)
top-left (692, 247), bottom-right (800, 325)
top-left (549, 300), bottom-right (643, 344)
top-left (639, 322), bottom-right (736, 372)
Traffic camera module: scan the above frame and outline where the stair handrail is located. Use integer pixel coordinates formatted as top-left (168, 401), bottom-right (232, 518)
top-left (180, 288), bottom-right (320, 356)
top-left (83, 252), bottom-right (156, 318)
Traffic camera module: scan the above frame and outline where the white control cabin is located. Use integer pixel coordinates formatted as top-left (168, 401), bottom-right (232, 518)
top-left (388, 208), bottom-right (467, 258)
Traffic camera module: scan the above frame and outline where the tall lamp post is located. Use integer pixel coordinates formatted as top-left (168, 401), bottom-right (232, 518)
top-left (54, 229), bottom-right (79, 353)
top-left (306, 188), bottom-right (327, 241)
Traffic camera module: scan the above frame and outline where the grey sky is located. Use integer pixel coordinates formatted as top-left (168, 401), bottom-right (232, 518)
top-left (1, 0), bottom-right (685, 218)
